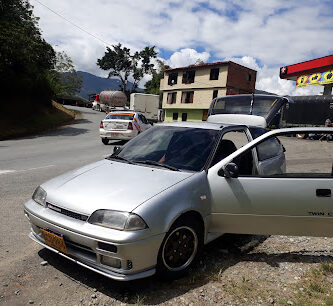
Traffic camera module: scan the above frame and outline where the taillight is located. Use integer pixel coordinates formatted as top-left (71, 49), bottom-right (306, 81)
top-left (100, 121), bottom-right (103, 128)
top-left (128, 122), bottom-right (133, 130)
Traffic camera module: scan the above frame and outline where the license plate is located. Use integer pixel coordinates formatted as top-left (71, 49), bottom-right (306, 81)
top-left (40, 228), bottom-right (68, 254)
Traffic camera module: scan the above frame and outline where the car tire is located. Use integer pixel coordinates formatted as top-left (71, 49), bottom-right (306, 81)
top-left (101, 138), bottom-right (109, 145)
top-left (156, 217), bottom-right (203, 280)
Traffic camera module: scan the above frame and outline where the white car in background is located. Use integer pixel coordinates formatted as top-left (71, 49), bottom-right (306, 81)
top-left (92, 100), bottom-right (101, 111)
top-left (100, 111), bottom-right (151, 144)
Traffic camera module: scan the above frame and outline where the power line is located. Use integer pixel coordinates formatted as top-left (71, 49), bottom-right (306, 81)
top-left (34, 0), bottom-right (111, 47)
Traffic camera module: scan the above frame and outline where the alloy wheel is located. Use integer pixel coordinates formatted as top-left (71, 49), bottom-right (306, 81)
top-left (162, 226), bottom-right (198, 272)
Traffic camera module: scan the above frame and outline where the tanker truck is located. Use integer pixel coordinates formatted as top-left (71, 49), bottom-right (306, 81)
top-left (92, 91), bottom-right (127, 112)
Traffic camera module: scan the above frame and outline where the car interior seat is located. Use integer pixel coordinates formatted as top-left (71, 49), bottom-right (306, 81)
top-left (211, 139), bottom-right (238, 167)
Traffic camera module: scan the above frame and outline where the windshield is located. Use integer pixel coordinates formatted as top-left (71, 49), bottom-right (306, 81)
top-left (214, 95), bottom-right (252, 114)
top-left (212, 96), bottom-right (280, 118)
top-left (252, 97), bottom-right (279, 117)
top-left (106, 113), bottom-right (134, 120)
top-left (115, 126), bottom-right (220, 171)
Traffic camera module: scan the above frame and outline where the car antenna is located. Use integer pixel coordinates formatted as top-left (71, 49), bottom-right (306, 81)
top-left (250, 93), bottom-right (254, 115)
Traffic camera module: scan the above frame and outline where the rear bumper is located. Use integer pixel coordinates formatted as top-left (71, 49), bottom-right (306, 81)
top-left (100, 129), bottom-right (137, 140)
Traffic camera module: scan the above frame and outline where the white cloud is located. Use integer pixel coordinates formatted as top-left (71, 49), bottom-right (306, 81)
top-left (225, 56), bottom-right (260, 71)
top-left (167, 48), bottom-right (210, 68)
top-left (256, 67), bottom-right (324, 96)
top-left (224, 56), bottom-right (324, 96)
top-left (30, 0), bottom-right (333, 94)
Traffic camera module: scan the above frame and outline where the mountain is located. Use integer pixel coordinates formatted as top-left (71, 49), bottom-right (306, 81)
top-left (76, 71), bottom-right (277, 100)
top-left (77, 71), bottom-right (143, 99)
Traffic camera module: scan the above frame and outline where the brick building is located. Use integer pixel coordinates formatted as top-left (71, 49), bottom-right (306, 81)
top-left (160, 61), bottom-right (257, 122)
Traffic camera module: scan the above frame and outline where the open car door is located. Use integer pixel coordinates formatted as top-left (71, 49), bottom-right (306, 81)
top-left (208, 127), bottom-right (333, 237)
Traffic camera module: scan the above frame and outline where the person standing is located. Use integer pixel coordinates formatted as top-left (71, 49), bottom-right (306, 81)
top-left (320, 117), bottom-right (333, 141)
top-left (325, 117), bottom-right (332, 127)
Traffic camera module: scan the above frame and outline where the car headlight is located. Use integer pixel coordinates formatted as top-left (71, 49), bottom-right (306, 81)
top-left (32, 186), bottom-right (47, 206)
top-left (88, 210), bottom-right (148, 231)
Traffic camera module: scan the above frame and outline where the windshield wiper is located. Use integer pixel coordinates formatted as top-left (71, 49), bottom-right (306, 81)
top-left (107, 155), bottom-right (134, 164)
top-left (134, 160), bottom-right (180, 171)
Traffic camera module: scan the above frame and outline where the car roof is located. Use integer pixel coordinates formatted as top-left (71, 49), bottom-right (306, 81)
top-left (106, 111), bottom-right (139, 116)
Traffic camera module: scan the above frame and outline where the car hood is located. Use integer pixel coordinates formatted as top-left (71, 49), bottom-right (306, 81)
top-left (42, 159), bottom-right (193, 216)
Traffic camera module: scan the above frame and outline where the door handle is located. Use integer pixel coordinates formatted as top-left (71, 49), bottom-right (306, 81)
top-left (316, 189), bottom-right (331, 197)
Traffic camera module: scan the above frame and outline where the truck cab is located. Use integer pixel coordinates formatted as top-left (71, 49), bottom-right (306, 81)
top-left (208, 94), bottom-right (293, 128)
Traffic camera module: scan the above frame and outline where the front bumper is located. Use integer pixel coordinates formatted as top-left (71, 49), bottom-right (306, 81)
top-left (24, 200), bottom-right (164, 281)
top-left (100, 128), bottom-right (137, 140)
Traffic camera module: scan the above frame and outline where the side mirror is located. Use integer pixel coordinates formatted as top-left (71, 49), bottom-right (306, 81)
top-left (219, 162), bottom-right (239, 178)
top-left (113, 146), bottom-right (122, 154)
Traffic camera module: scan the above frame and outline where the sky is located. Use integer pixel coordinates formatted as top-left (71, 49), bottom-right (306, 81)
top-left (30, 0), bottom-right (333, 95)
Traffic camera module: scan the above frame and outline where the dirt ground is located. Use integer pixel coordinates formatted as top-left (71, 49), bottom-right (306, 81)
top-left (2, 233), bottom-right (333, 305)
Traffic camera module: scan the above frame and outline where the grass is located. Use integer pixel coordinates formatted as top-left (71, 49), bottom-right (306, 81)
top-left (280, 262), bottom-right (333, 305)
top-left (135, 294), bottom-right (146, 306)
top-left (0, 101), bottom-right (79, 140)
top-left (194, 258), bottom-right (333, 305)
top-left (322, 263), bottom-right (333, 274)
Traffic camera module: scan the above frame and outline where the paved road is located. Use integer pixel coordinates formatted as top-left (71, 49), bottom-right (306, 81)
top-left (0, 107), bottom-right (173, 306)
top-left (0, 107), bottom-right (121, 297)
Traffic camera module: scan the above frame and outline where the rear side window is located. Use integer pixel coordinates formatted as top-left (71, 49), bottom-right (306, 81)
top-left (249, 127), bottom-right (268, 139)
top-left (139, 114), bottom-right (148, 124)
top-left (211, 130), bottom-right (250, 167)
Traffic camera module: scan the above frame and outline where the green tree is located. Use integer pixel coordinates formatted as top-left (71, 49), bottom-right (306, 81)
top-left (97, 43), bottom-right (157, 93)
top-left (144, 59), bottom-right (165, 99)
top-left (195, 59), bottom-right (205, 65)
top-left (48, 51), bottom-right (82, 97)
top-left (0, 0), bottom-right (56, 105)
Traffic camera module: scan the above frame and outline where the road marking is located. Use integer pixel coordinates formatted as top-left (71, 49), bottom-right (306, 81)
top-left (20, 165), bottom-right (55, 172)
top-left (0, 165), bottom-right (55, 175)
top-left (0, 170), bottom-right (16, 175)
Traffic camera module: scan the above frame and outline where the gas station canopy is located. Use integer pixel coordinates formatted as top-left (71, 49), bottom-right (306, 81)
top-left (280, 55), bottom-right (333, 89)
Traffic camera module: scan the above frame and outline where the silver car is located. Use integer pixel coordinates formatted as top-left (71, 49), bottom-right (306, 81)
top-left (24, 121), bottom-right (333, 281)
top-left (100, 111), bottom-right (151, 144)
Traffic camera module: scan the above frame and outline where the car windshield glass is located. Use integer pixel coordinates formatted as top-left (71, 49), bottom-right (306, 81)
top-left (106, 113), bottom-right (134, 120)
top-left (214, 96), bottom-right (252, 114)
top-left (116, 126), bottom-right (220, 171)
top-left (213, 96), bottom-right (280, 118)
top-left (252, 97), bottom-right (279, 117)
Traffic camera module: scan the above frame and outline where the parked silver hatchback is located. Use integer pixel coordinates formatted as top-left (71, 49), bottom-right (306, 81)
top-left (24, 120), bottom-right (333, 280)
